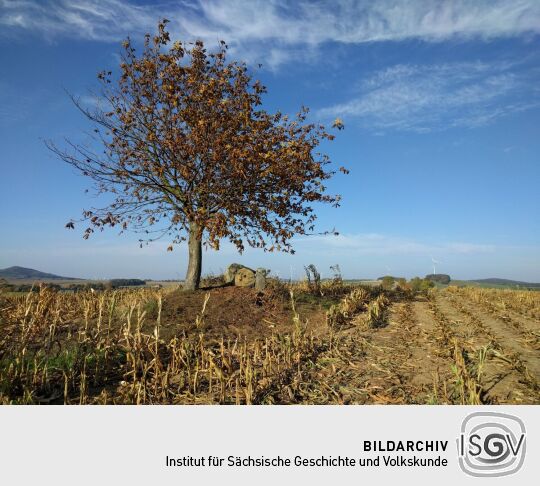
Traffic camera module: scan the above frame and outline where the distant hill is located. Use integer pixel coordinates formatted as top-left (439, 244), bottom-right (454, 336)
top-left (466, 278), bottom-right (540, 288)
top-left (0, 266), bottom-right (78, 280)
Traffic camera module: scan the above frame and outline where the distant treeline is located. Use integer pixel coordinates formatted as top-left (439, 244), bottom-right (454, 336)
top-left (108, 279), bottom-right (146, 288)
top-left (0, 278), bottom-right (146, 293)
top-left (379, 274), bottom-right (451, 284)
top-left (425, 274), bottom-right (451, 284)
top-left (376, 275), bottom-right (436, 291)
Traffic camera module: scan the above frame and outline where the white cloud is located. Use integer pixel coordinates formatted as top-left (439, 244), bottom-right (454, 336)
top-left (196, 0), bottom-right (540, 45)
top-left (318, 61), bottom-right (540, 132)
top-left (1, 1), bottom-right (539, 67)
top-left (0, 0), bottom-right (156, 42)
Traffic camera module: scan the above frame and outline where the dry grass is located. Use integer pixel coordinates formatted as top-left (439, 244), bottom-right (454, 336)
top-left (455, 286), bottom-right (540, 319)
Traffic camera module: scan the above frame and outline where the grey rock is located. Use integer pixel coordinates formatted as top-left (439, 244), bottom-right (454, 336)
top-left (234, 268), bottom-right (256, 287)
top-left (255, 268), bottom-right (268, 290)
top-left (224, 263), bottom-right (253, 283)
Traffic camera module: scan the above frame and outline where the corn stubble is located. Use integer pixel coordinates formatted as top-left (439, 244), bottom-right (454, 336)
top-left (0, 285), bottom-right (326, 404)
top-left (0, 283), bottom-right (537, 405)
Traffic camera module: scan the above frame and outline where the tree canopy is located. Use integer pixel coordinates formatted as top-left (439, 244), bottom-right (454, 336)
top-left (48, 20), bottom-right (347, 289)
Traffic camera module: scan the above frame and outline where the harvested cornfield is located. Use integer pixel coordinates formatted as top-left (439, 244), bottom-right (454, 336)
top-left (0, 283), bottom-right (538, 404)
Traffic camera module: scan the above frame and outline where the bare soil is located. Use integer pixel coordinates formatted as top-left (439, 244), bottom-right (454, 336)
top-left (153, 287), bottom-right (539, 404)
top-left (287, 291), bottom-right (539, 404)
top-left (157, 287), bottom-right (328, 342)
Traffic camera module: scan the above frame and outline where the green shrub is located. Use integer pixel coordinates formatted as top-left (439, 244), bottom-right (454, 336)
top-left (409, 277), bottom-right (435, 292)
top-left (381, 276), bottom-right (395, 290)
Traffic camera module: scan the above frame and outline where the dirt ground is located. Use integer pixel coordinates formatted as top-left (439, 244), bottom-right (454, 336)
top-left (151, 286), bottom-right (539, 404)
top-left (295, 290), bottom-right (540, 404)
top-left (157, 286), bottom-right (329, 342)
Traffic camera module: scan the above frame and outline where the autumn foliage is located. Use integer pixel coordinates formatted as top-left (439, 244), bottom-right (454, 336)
top-left (48, 20), bottom-right (346, 290)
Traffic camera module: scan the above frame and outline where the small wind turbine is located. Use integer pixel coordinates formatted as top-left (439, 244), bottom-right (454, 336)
top-left (431, 256), bottom-right (441, 275)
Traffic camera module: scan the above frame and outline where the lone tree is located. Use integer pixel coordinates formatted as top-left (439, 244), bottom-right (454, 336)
top-left (48, 20), bottom-right (347, 290)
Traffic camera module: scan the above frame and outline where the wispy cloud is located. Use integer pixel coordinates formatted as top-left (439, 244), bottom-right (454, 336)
top-left (1, 1), bottom-right (539, 67)
top-left (294, 233), bottom-right (496, 256)
top-left (0, 0), bottom-right (156, 42)
top-left (318, 61), bottom-right (540, 132)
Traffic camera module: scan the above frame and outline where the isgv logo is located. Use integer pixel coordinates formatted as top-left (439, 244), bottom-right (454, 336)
top-left (457, 411), bottom-right (526, 477)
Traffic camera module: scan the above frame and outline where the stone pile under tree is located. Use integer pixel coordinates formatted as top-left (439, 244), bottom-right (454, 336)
top-left (224, 263), bottom-right (268, 290)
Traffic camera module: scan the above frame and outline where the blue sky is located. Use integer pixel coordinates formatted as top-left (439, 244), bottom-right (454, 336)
top-left (0, 0), bottom-right (539, 281)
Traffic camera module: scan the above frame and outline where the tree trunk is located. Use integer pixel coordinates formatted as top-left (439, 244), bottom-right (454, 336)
top-left (183, 222), bottom-right (202, 291)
